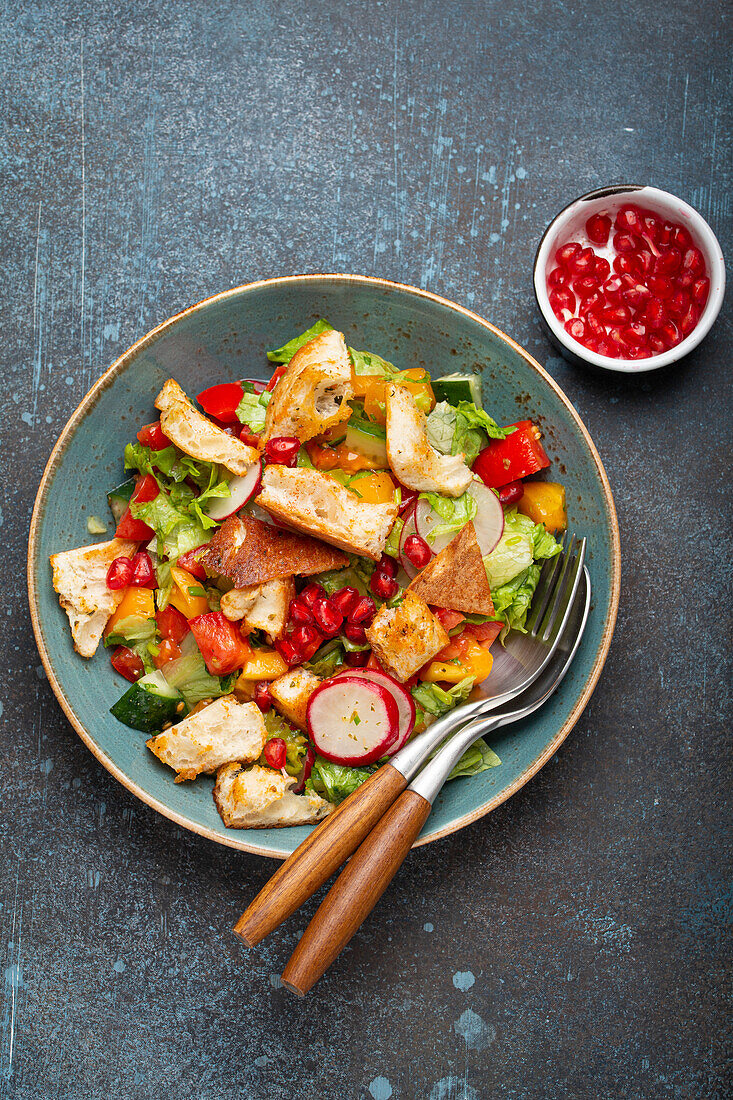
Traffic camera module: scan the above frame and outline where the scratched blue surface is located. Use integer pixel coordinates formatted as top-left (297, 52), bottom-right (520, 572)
top-left (2, 2), bottom-right (731, 1098)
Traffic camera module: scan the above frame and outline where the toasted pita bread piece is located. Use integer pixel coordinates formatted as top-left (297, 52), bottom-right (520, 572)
top-left (407, 522), bottom-right (495, 616)
top-left (50, 538), bottom-right (137, 657)
top-left (219, 576), bottom-right (295, 641)
top-left (365, 591), bottom-right (449, 683)
top-left (214, 763), bottom-right (334, 828)
top-left (199, 513), bottom-right (348, 587)
top-left (255, 465), bottom-right (398, 561)
top-left (386, 384), bottom-right (472, 498)
top-left (146, 696), bottom-right (266, 782)
top-left (154, 378), bottom-right (258, 475)
top-left (262, 329), bottom-right (353, 444)
top-left (269, 667), bottom-right (321, 730)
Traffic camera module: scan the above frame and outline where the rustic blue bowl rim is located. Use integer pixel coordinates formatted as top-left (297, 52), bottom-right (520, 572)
top-left (27, 274), bottom-right (621, 858)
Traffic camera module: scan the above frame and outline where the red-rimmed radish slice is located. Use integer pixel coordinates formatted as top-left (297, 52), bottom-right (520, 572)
top-left (204, 461), bottom-right (262, 521)
top-left (239, 377), bottom-right (268, 394)
top-left (414, 479), bottom-right (504, 557)
top-left (334, 668), bottom-right (415, 753)
top-left (398, 500), bottom-right (429, 580)
top-left (466, 479), bottom-right (504, 555)
top-left (306, 675), bottom-right (399, 765)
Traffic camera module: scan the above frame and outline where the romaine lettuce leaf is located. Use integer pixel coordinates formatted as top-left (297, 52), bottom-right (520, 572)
top-left (491, 563), bottom-right (541, 636)
top-left (267, 319), bottom-right (334, 363)
top-left (349, 348), bottom-right (398, 377)
top-left (384, 516), bottom-right (404, 558)
top-left (307, 758), bottom-right (376, 804)
top-left (426, 401), bottom-right (512, 466)
top-left (236, 390), bottom-right (270, 431)
top-left (484, 508), bottom-right (561, 589)
top-left (162, 636), bottom-right (236, 707)
top-left (418, 489), bottom-right (478, 543)
top-left (411, 676), bottom-right (475, 717)
top-left (447, 738), bottom-right (501, 778)
top-left (304, 638), bottom-right (346, 677)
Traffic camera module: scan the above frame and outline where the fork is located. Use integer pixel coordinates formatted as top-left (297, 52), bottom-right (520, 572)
top-left (279, 565), bottom-right (591, 994)
top-left (234, 534), bottom-right (586, 949)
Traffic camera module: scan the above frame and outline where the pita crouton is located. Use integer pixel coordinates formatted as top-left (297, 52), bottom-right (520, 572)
top-left (365, 592), bottom-right (449, 683)
top-left (407, 522), bottom-right (495, 616)
top-left (155, 378), bottom-right (258, 475)
top-left (386, 384), bottom-right (472, 497)
top-left (199, 513), bottom-right (348, 587)
top-left (50, 538), bottom-right (137, 657)
top-left (214, 763), bottom-right (334, 828)
top-left (262, 329), bottom-right (353, 444)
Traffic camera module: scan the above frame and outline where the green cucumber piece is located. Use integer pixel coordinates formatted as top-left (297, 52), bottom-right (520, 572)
top-left (432, 374), bottom-right (482, 406)
top-left (344, 416), bottom-right (388, 466)
top-left (110, 671), bottom-right (187, 733)
top-left (107, 477), bottom-right (136, 524)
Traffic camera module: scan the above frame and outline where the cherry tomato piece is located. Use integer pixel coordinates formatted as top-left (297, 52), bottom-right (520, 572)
top-left (110, 645), bottom-right (145, 682)
top-left (176, 548), bottom-right (207, 582)
top-left (153, 638), bottom-right (182, 669)
top-left (473, 421), bottom-right (550, 489)
top-left (137, 421), bottom-right (171, 450)
top-left (156, 605), bottom-right (190, 644)
top-left (189, 611), bottom-right (252, 676)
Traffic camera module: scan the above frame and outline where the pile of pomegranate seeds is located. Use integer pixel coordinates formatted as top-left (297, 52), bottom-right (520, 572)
top-left (547, 205), bottom-right (709, 360)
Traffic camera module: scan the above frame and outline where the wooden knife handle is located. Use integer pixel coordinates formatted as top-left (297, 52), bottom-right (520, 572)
top-left (280, 789), bottom-right (432, 996)
top-left (233, 763), bottom-right (408, 947)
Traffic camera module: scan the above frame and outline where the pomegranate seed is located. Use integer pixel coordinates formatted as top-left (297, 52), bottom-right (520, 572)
top-left (586, 213), bottom-right (612, 245)
top-left (349, 596), bottom-right (376, 625)
top-left (606, 327), bottom-right (628, 352)
top-left (345, 649), bottom-right (371, 667)
top-left (344, 622), bottom-right (367, 645)
top-left (370, 570), bottom-right (399, 600)
top-left (628, 345), bottom-right (651, 359)
top-left (570, 247), bottom-right (596, 276)
top-left (672, 226), bottom-right (693, 251)
top-left (679, 303), bottom-right (700, 336)
top-left (615, 205), bottom-right (644, 234)
top-left (497, 481), bottom-right (525, 506)
top-left (594, 256), bottom-right (611, 280)
top-left (254, 682), bottom-right (272, 713)
top-left (300, 582), bottom-right (325, 609)
top-left (264, 436), bottom-right (300, 466)
top-left (645, 298), bottom-right (667, 330)
top-left (621, 322), bottom-right (647, 347)
top-left (635, 250), bottom-right (655, 276)
top-left (583, 335), bottom-right (600, 353)
top-left (290, 622), bottom-right (322, 654)
top-left (613, 253), bottom-right (639, 277)
top-left (403, 534), bottom-right (432, 568)
top-left (549, 287), bottom-right (576, 319)
top-left (642, 214), bottom-right (661, 243)
top-left (681, 247), bottom-right (705, 277)
top-left (106, 555), bottom-right (133, 590)
top-left (289, 598), bottom-right (314, 625)
top-left (377, 555), bottom-right (398, 578)
top-left (263, 737), bottom-right (287, 769)
top-left (613, 231), bottom-right (638, 254)
top-left (547, 266), bottom-right (569, 289)
top-left (604, 304), bottom-right (632, 326)
top-left (574, 275), bottom-right (601, 300)
top-left (275, 638), bottom-right (301, 665)
top-left (657, 222), bottom-right (674, 248)
top-left (555, 242), bottom-right (582, 267)
top-left (596, 338), bottom-right (618, 358)
top-left (129, 551), bottom-right (157, 588)
top-left (621, 284), bottom-right (652, 312)
top-left (675, 268), bottom-right (696, 290)
top-left (603, 276), bottom-right (624, 302)
top-left (579, 291), bottom-right (603, 317)
top-left (646, 336), bottom-right (666, 355)
top-left (691, 277), bottom-right (710, 307)
top-left (586, 311), bottom-right (605, 336)
top-left (331, 587), bottom-right (360, 617)
top-left (660, 320), bottom-right (680, 348)
top-left (564, 317), bottom-right (587, 342)
top-left (654, 248), bottom-right (682, 276)
top-left (312, 597), bottom-right (343, 637)
top-left (648, 275), bottom-right (674, 300)
top-left (667, 290), bottom-right (690, 319)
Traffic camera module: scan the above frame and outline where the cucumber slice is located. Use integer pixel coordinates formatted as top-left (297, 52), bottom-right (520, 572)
top-left (432, 374), bottom-right (482, 406)
top-left (110, 671), bottom-right (187, 733)
top-left (107, 477), bottom-right (136, 524)
top-left (344, 416), bottom-right (388, 466)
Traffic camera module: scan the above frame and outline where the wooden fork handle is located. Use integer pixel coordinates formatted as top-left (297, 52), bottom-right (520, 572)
top-left (280, 789), bottom-right (432, 996)
top-left (233, 763), bottom-right (408, 947)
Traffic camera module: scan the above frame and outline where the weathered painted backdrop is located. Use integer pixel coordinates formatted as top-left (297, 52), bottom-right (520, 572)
top-left (2, 1), bottom-right (731, 1097)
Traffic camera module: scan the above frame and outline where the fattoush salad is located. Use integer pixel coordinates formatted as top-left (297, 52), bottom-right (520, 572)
top-left (51, 321), bottom-right (567, 829)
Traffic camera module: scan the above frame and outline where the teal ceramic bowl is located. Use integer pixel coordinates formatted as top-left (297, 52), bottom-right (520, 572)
top-left (28, 275), bottom-right (620, 858)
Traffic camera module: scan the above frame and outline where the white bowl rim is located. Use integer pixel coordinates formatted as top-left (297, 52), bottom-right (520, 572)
top-left (534, 184), bottom-right (726, 374)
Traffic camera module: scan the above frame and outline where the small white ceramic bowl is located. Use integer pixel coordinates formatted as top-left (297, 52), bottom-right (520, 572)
top-left (534, 185), bottom-right (726, 373)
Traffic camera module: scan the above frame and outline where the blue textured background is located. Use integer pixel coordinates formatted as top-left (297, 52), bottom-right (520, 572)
top-left (2, 2), bottom-right (731, 1098)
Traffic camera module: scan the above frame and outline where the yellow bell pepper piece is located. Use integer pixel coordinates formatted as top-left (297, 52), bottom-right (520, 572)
top-left (352, 369), bottom-right (435, 425)
top-left (237, 648), bottom-right (289, 682)
top-left (517, 481), bottom-right (567, 534)
top-left (104, 587), bottom-right (156, 636)
top-left (348, 471), bottom-right (397, 504)
top-left (169, 565), bottom-right (209, 619)
top-left (420, 641), bottom-right (493, 685)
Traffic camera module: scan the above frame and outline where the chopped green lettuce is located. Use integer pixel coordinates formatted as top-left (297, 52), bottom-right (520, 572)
top-left (384, 516), bottom-right (404, 558)
top-left (418, 489), bottom-right (478, 543)
top-left (236, 389), bottom-right (270, 432)
top-left (349, 348), bottom-right (398, 377)
top-left (484, 508), bottom-right (561, 589)
top-left (446, 738), bottom-right (501, 779)
top-left (426, 401), bottom-right (513, 466)
top-left (491, 564), bottom-right (541, 636)
top-left (162, 637), bottom-right (236, 708)
top-left (411, 676), bottom-right (475, 718)
top-left (304, 638), bottom-right (346, 677)
top-left (307, 758), bottom-right (376, 804)
top-left (267, 319), bottom-right (334, 363)
top-left (262, 710), bottom-right (308, 776)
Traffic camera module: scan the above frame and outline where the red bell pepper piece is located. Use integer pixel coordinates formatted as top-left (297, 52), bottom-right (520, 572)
top-left (110, 645), bottom-right (145, 682)
top-left (473, 420), bottom-right (550, 488)
top-left (176, 547), bottom-right (207, 581)
top-left (189, 611), bottom-right (252, 676)
top-left (136, 421), bottom-right (171, 450)
top-left (266, 363), bottom-right (289, 392)
top-left (155, 605), bottom-right (190, 644)
top-left (114, 474), bottom-right (159, 540)
top-left (463, 621), bottom-right (503, 647)
top-left (196, 382), bottom-right (245, 422)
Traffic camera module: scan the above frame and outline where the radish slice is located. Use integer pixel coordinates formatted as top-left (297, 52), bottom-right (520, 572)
top-left (334, 668), bottom-right (415, 753)
top-left (204, 462), bottom-right (262, 521)
top-left (306, 676), bottom-right (399, 765)
top-left (398, 500), bottom-right (429, 580)
top-left (466, 479), bottom-right (504, 555)
top-left (414, 478), bottom-right (505, 557)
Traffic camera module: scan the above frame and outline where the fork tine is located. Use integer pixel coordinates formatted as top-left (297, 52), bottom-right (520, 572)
top-left (526, 530), bottom-right (569, 635)
top-left (538, 536), bottom-right (586, 644)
